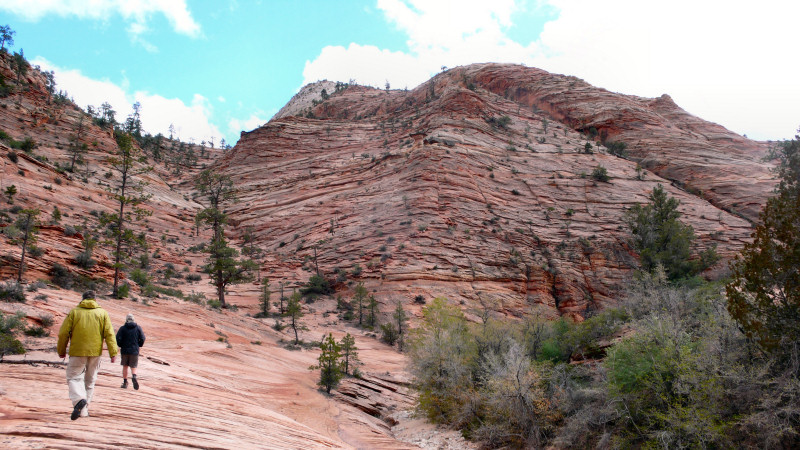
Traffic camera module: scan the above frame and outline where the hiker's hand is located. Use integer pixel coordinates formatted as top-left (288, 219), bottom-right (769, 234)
top-left (111, 356), bottom-right (116, 363)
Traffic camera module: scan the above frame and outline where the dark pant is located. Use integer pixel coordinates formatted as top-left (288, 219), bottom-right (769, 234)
top-left (120, 353), bottom-right (139, 368)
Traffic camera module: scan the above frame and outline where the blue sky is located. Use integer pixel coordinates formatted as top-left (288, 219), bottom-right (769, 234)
top-left (0, 1), bottom-right (797, 145)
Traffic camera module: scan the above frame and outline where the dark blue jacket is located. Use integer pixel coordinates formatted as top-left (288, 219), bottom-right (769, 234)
top-left (115, 322), bottom-right (145, 355)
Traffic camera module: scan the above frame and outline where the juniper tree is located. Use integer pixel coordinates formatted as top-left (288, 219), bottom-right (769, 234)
top-left (104, 132), bottom-right (152, 298)
top-left (727, 130), bottom-right (800, 355)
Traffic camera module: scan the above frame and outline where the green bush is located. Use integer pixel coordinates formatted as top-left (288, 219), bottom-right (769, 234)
top-left (380, 322), bottom-right (399, 346)
top-left (39, 314), bottom-right (54, 328)
top-left (50, 263), bottom-right (74, 289)
top-left (300, 274), bottom-right (332, 300)
top-left (0, 281), bottom-right (25, 302)
top-left (24, 325), bottom-right (49, 337)
top-left (591, 165), bottom-right (610, 182)
top-left (207, 299), bottom-right (222, 310)
top-left (116, 282), bottom-right (130, 299)
top-left (606, 141), bottom-right (628, 157)
top-left (130, 268), bottom-right (149, 286)
top-left (185, 291), bottom-right (207, 305)
top-left (0, 332), bottom-right (25, 357)
top-left (74, 251), bottom-right (96, 269)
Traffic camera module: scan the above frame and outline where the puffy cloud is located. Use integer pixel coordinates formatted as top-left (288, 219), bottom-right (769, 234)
top-left (302, 0), bottom-right (799, 140)
top-left (228, 113), bottom-right (270, 135)
top-left (0, 0), bottom-right (201, 38)
top-left (33, 57), bottom-right (222, 143)
top-left (303, 43), bottom-right (424, 89)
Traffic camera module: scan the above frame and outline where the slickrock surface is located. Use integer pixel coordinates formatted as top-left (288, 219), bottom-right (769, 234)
top-left (2, 288), bottom-right (468, 449)
top-left (216, 63), bottom-right (768, 320)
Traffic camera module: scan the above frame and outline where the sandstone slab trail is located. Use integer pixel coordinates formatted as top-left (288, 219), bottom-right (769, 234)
top-left (1, 288), bottom-right (471, 449)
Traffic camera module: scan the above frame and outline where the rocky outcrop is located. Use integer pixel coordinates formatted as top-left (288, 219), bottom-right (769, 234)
top-left (216, 63), bottom-right (766, 320)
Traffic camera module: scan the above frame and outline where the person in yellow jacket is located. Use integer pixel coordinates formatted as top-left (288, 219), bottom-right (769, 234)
top-left (57, 291), bottom-right (119, 420)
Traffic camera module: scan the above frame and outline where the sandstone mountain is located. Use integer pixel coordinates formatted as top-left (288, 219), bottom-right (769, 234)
top-left (217, 63), bottom-right (772, 320)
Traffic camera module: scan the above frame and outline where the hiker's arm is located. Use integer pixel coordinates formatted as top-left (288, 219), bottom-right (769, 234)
top-left (103, 312), bottom-right (119, 358)
top-left (56, 312), bottom-right (73, 357)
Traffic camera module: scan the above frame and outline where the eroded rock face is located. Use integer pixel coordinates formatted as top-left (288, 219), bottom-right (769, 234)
top-left (217, 63), bottom-right (767, 320)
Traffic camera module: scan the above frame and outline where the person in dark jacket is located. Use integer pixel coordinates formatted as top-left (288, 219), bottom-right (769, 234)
top-left (115, 313), bottom-right (145, 390)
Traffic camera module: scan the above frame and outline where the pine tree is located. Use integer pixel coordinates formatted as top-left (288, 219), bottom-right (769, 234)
top-left (340, 333), bottom-right (360, 376)
top-left (394, 301), bottom-right (409, 351)
top-left (353, 282), bottom-right (367, 326)
top-left (313, 333), bottom-right (343, 393)
top-left (367, 294), bottom-right (378, 327)
top-left (11, 209), bottom-right (39, 282)
top-left (286, 290), bottom-right (306, 344)
top-left (4, 185), bottom-right (17, 204)
top-left (104, 132), bottom-right (152, 298)
top-left (201, 235), bottom-right (256, 308)
top-left (624, 184), bottom-right (717, 280)
top-left (195, 169), bottom-right (255, 307)
top-left (0, 25), bottom-right (15, 53)
top-left (258, 277), bottom-right (271, 317)
top-left (51, 206), bottom-right (61, 224)
top-left (68, 115), bottom-right (88, 172)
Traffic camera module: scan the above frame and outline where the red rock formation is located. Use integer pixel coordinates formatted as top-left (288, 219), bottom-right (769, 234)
top-left (217, 63), bottom-right (768, 320)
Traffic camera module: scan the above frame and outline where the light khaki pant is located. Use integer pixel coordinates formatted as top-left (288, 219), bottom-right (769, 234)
top-left (66, 356), bottom-right (101, 417)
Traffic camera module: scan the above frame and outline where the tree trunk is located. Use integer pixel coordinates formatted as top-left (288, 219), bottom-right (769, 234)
top-left (217, 275), bottom-right (226, 307)
top-left (113, 170), bottom-right (128, 297)
top-left (17, 232), bottom-right (27, 282)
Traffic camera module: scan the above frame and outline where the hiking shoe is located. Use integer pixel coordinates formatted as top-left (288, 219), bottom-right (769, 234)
top-left (71, 399), bottom-right (87, 420)
top-left (121, 380), bottom-right (128, 389)
top-left (132, 377), bottom-right (139, 390)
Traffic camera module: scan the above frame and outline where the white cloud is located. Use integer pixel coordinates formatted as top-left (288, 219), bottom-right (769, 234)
top-left (302, 0), bottom-right (800, 140)
top-left (0, 0), bottom-right (201, 39)
top-left (303, 43), bottom-right (424, 89)
top-left (33, 57), bottom-right (222, 144)
top-left (228, 113), bottom-right (269, 134)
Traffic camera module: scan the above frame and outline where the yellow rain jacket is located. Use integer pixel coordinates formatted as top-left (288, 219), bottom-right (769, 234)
top-left (57, 299), bottom-right (119, 358)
